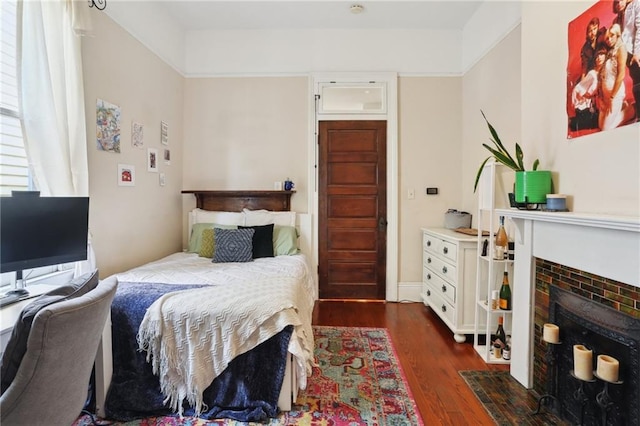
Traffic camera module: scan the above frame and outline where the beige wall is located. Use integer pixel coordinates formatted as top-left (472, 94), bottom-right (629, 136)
top-left (82, 9), bottom-right (184, 278)
top-left (182, 77), bottom-right (309, 244)
top-left (398, 77), bottom-right (463, 282)
top-left (461, 26), bottom-right (522, 222)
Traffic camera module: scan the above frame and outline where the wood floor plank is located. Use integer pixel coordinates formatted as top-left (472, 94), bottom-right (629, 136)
top-left (312, 300), bottom-right (507, 425)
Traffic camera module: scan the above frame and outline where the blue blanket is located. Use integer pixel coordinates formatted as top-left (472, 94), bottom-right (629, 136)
top-left (104, 282), bottom-right (292, 422)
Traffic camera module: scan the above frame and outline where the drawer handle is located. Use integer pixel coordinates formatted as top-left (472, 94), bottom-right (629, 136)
top-left (441, 305), bottom-right (447, 312)
top-left (427, 273), bottom-right (431, 280)
top-left (441, 285), bottom-right (447, 293)
top-left (427, 257), bottom-right (432, 264)
top-left (426, 240), bottom-right (431, 247)
top-left (442, 266), bottom-right (448, 274)
top-left (443, 247), bottom-right (448, 254)
top-left (427, 289), bottom-right (431, 296)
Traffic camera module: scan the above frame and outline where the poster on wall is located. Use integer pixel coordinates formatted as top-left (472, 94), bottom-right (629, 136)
top-left (566, 0), bottom-right (639, 139)
top-left (147, 148), bottom-right (158, 172)
top-left (96, 98), bottom-right (121, 152)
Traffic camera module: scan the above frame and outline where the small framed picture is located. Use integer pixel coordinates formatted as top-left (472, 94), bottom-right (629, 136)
top-left (117, 164), bottom-right (135, 186)
top-left (132, 121), bottom-right (144, 148)
top-left (147, 148), bottom-right (158, 172)
top-left (161, 121), bottom-right (168, 145)
top-left (164, 148), bottom-right (171, 165)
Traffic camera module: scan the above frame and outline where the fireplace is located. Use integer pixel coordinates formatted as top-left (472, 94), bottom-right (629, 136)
top-left (498, 208), bottom-right (640, 392)
top-left (541, 284), bottom-right (640, 425)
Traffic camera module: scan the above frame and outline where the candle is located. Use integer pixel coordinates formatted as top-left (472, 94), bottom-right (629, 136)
top-left (597, 355), bottom-right (619, 383)
top-left (543, 323), bottom-right (560, 343)
top-left (573, 345), bottom-right (593, 381)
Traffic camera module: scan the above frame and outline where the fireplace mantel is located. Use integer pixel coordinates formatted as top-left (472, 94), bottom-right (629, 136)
top-left (497, 208), bottom-right (640, 388)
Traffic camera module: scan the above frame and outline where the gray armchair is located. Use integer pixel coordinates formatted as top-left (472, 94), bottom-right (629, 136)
top-left (0, 276), bottom-right (117, 425)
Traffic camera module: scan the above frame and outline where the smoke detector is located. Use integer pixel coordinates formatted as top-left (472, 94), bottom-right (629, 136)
top-left (350, 4), bottom-right (364, 14)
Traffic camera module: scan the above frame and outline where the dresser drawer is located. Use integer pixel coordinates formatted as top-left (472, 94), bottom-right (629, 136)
top-left (423, 253), bottom-right (458, 285)
top-left (422, 282), bottom-right (455, 326)
top-left (424, 266), bottom-right (456, 305)
top-left (423, 234), bottom-right (458, 263)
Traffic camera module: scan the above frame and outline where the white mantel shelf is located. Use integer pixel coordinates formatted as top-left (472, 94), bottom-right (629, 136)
top-left (493, 207), bottom-right (640, 390)
top-left (496, 209), bottom-right (640, 233)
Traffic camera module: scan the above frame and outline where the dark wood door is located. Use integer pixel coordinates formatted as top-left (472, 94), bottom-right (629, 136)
top-left (318, 120), bottom-right (387, 299)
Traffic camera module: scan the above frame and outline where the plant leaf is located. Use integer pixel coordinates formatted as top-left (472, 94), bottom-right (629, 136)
top-left (474, 156), bottom-right (492, 193)
top-left (532, 159), bottom-right (540, 170)
top-left (482, 144), bottom-right (519, 171)
top-left (481, 111), bottom-right (519, 168)
top-left (515, 143), bottom-right (525, 171)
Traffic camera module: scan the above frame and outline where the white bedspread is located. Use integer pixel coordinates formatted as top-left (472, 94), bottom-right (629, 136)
top-left (116, 253), bottom-right (315, 416)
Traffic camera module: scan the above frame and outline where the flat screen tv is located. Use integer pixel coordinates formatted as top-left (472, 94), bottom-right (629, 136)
top-left (0, 194), bottom-right (89, 274)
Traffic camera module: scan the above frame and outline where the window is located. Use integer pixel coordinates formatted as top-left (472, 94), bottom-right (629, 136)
top-left (1, 0), bottom-right (30, 196)
top-left (0, 0), bottom-right (72, 288)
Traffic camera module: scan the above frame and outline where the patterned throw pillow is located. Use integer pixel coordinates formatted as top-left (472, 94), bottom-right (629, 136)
top-left (212, 228), bottom-right (254, 263)
top-left (199, 228), bottom-right (215, 258)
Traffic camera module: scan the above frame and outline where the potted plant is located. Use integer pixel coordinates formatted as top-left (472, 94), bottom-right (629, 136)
top-left (474, 111), bottom-right (551, 204)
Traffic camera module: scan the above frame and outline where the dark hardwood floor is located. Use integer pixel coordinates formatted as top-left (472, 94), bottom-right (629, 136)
top-left (312, 300), bottom-right (509, 425)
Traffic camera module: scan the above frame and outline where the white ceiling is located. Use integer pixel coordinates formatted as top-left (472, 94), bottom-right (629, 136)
top-left (156, 1), bottom-right (484, 32)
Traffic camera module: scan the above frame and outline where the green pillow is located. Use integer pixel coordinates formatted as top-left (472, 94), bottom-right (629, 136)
top-left (199, 228), bottom-right (215, 258)
top-left (273, 225), bottom-right (299, 256)
top-left (188, 223), bottom-right (237, 253)
top-left (188, 223), bottom-right (214, 253)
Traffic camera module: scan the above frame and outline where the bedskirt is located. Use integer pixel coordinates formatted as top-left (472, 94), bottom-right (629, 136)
top-left (104, 282), bottom-right (292, 422)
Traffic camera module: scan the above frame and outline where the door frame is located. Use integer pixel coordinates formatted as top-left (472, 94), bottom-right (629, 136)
top-left (308, 72), bottom-right (398, 301)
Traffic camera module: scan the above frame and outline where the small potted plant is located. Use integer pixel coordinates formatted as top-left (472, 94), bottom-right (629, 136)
top-left (474, 111), bottom-right (551, 204)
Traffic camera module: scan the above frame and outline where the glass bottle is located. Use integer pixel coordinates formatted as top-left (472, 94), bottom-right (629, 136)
top-left (495, 216), bottom-right (508, 259)
top-left (499, 270), bottom-right (512, 310)
top-left (494, 316), bottom-right (507, 349)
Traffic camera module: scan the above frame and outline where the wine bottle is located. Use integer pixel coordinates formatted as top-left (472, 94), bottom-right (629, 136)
top-left (495, 216), bottom-right (508, 259)
top-left (499, 270), bottom-right (512, 310)
top-left (494, 316), bottom-right (507, 349)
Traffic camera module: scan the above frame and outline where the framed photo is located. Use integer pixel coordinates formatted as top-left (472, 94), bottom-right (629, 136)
top-left (132, 121), bottom-right (144, 148)
top-left (117, 164), bottom-right (135, 186)
top-left (147, 148), bottom-right (158, 172)
top-left (164, 148), bottom-right (171, 165)
top-left (161, 121), bottom-right (168, 145)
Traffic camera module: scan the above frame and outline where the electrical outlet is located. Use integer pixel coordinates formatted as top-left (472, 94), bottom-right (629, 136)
top-left (408, 188), bottom-right (415, 199)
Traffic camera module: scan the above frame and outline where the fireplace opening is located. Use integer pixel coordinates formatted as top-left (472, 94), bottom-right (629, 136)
top-left (547, 285), bottom-right (640, 425)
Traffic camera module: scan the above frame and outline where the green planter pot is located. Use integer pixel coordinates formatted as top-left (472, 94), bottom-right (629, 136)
top-left (515, 171), bottom-right (552, 204)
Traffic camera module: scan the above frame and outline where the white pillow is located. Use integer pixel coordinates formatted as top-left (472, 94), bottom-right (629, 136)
top-left (243, 208), bottom-right (296, 227)
top-left (193, 208), bottom-right (245, 226)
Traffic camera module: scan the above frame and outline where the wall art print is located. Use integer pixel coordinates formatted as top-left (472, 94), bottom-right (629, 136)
top-left (96, 98), bottom-right (121, 152)
top-left (132, 121), bottom-right (144, 148)
top-left (147, 148), bottom-right (158, 172)
top-left (117, 164), bottom-right (135, 186)
top-left (566, 0), bottom-right (639, 139)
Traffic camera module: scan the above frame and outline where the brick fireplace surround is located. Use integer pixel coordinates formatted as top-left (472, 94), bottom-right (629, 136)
top-left (533, 259), bottom-right (640, 395)
top-left (498, 209), bottom-right (640, 388)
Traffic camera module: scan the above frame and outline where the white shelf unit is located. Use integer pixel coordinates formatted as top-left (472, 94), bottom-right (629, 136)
top-left (473, 161), bottom-right (514, 364)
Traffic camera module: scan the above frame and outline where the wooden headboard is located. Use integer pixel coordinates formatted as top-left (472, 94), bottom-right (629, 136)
top-left (181, 190), bottom-right (294, 212)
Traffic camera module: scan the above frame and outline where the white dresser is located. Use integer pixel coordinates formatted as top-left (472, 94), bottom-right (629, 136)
top-left (421, 228), bottom-right (478, 343)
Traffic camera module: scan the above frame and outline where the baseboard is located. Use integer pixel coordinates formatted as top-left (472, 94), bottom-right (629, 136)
top-left (396, 281), bottom-right (422, 303)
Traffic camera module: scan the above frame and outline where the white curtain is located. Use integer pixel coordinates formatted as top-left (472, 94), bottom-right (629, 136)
top-left (18, 0), bottom-right (96, 275)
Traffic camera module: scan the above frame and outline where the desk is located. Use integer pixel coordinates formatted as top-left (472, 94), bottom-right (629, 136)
top-left (0, 284), bottom-right (60, 356)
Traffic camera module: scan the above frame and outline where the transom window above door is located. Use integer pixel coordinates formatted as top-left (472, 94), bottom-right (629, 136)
top-left (318, 82), bottom-right (386, 114)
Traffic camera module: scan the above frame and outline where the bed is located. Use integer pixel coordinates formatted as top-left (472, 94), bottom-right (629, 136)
top-left (93, 190), bottom-right (316, 422)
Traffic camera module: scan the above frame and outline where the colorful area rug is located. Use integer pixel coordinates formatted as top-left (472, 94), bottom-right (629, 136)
top-left (459, 370), bottom-right (569, 426)
top-left (75, 326), bottom-right (422, 425)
